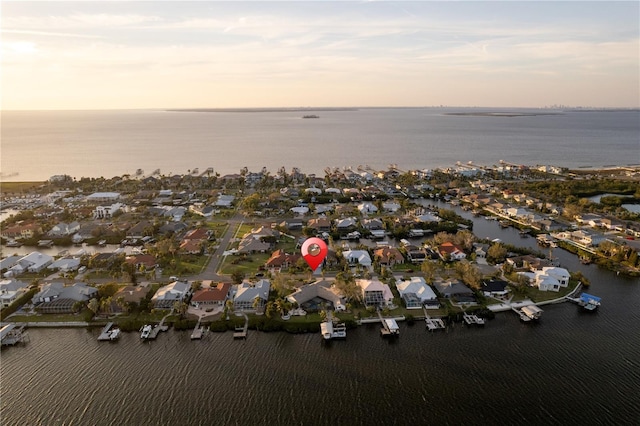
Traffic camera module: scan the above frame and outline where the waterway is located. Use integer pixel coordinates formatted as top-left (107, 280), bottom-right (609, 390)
top-left (1, 204), bottom-right (639, 425)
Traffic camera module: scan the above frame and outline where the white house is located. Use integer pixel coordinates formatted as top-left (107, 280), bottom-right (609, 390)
top-left (357, 278), bottom-right (394, 307)
top-left (521, 266), bottom-right (570, 292)
top-left (357, 202), bottom-right (378, 214)
top-left (6, 252), bottom-right (53, 277)
top-left (382, 202), bottom-right (401, 213)
top-left (48, 221), bottom-right (80, 236)
top-left (151, 280), bottom-right (191, 308)
top-left (94, 203), bottom-right (123, 219)
top-left (342, 250), bottom-right (372, 267)
top-left (0, 279), bottom-right (29, 308)
top-left (233, 279), bottom-right (271, 311)
top-left (86, 192), bottom-right (120, 202)
top-left (396, 277), bottom-right (438, 309)
top-left (47, 258), bottom-right (81, 272)
top-left (286, 279), bottom-right (346, 311)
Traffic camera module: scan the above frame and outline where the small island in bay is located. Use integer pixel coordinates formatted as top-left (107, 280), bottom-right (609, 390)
top-left (1, 162), bottom-right (638, 344)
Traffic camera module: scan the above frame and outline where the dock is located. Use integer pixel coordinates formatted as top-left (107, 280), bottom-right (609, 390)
top-left (423, 307), bottom-right (446, 331)
top-left (191, 319), bottom-right (205, 340)
top-left (462, 312), bottom-right (485, 326)
top-left (378, 310), bottom-right (400, 336)
top-left (1, 323), bottom-right (29, 346)
top-left (233, 313), bottom-right (249, 339)
top-left (97, 322), bottom-right (119, 341)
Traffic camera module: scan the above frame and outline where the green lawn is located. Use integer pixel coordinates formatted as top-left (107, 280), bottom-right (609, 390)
top-left (220, 253), bottom-right (271, 275)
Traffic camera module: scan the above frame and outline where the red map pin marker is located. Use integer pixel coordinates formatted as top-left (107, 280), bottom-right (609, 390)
top-left (301, 237), bottom-right (328, 271)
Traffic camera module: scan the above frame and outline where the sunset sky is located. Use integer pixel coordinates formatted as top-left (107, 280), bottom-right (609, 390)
top-left (2, 1), bottom-right (639, 110)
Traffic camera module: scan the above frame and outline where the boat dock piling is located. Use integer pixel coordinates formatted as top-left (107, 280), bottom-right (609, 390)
top-left (462, 312), bottom-right (485, 326)
top-left (233, 313), bottom-right (249, 339)
top-left (378, 310), bottom-right (400, 336)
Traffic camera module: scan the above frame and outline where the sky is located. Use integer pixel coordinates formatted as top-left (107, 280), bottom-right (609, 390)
top-left (1, 1), bottom-right (639, 110)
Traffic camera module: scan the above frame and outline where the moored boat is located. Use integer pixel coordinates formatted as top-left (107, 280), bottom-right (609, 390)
top-left (140, 325), bottom-right (152, 339)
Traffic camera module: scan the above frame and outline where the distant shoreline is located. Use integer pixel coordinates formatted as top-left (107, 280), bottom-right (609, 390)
top-left (166, 107), bottom-right (359, 113)
top-left (445, 112), bottom-right (561, 118)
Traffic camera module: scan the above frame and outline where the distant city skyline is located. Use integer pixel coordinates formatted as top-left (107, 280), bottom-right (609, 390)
top-left (2, 1), bottom-right (639, 110)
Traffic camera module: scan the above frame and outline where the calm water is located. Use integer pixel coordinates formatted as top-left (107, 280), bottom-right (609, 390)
top-left (2, 108), bottom-right (639, 181)
top-left (2, 214), bottom-right (640, 425)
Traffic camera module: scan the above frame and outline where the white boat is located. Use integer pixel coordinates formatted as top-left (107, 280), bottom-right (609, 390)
top-left (108, 328), bottom-right (121, 340)
top-left (140, 325), bottom-right (152, 339)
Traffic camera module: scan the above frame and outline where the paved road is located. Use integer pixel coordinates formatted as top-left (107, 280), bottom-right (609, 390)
top-left (191, 212), bottom-right (245, 282)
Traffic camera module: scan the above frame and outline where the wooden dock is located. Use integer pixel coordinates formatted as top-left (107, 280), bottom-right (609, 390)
top-left (233, 313), bottom-right (248, 339)
top-left (191, 319), bottom-right (204, 340)
top-left (378, 311), bottom-right (400, 336)
top-left (0, 324), bottom-right (28, 346)
top-left (423, 307), bottom-right (446, 331)
top-left (462, 312), bottom-right (485, 326)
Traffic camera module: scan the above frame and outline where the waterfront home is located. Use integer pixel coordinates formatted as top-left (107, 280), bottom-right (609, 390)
top-left (414, 212), bottom-right (441, 223)
top-left (233, 279), bottom-right (271, 311)
top-left (362, 218), bottom-right (384, 231)
top-left (433, 279), bottom-right (476, 304)
top-left (0, 256), bottom-right (22, 274)
top-left (286, 279), bottom-right (346, 311)
top-left (151, 280), bottom-right (191, 309)
top-left (191, 282), bottom-right (231, 308)
top-left (6, 252), bottom-right (54, 277)
top-left (32, 282), bottom-right (98, 313)
top-left (47, 257), bottom-right (81, 272)
top-left (373, 247), bottom-right (405, 267)
top-left (1, 222), bottom-right (42, 240)
top-left (113, 285), bottom-right (149, 309)
top-left (48, 221), bottom-right (80, 237)
top-left (342, 250), bottom-right (372, 268)
top-left (396, 277), bottom-right (438, 309)
top-left (521, 267), bottom-right (570, 292)
top-left (357, 278), bottom-right (394, 308)
top-left (437, 242), bottom-right (467, 261)
top-left (481, 279), bottom-right (510, 298)
top-left (0, 279), bottom-right (29, 308)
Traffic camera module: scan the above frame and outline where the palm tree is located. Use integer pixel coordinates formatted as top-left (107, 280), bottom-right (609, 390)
top-left (252, 296), bottom-right (262, 313)
top-left (225, 299), bottom-right (234, 320)
top-left (87, 298), bottom-right (99, 315)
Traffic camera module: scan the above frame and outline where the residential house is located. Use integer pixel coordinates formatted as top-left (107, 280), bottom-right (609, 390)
top-left (0, 279), bottom-right (29, 308)
top-left (233, 279), bottom-right (271, 311)
top-left (0, 256), bottom-right (21, 274)
top-left (357, 278), bottom-right (394, 307)
top-left (265, 249), bottom-right (302, 272)
top-left (481, 279), bottom-right (510, 298)
top-left (382, 202), bottom-right (401, 213)
top-left (396, 277), bottom-right (438, 309)
top-left (415, 212), bottom-right (441, 223)
top-left (48, 221), bottom-right (81, 237)
top-left (279, 219), bottom-right (304, 231)
top-left (437, 242), bottom-right (467, 261)
top-left (125, 254), bottom-right (158, 271)
top-left (94, 203), bottom-right (123, 219)
top-left (362, 218), bottom-right (384, 231)
top-left (286, 279), bottom-right (346, 311)
top-left (522, 267), bottom-right (570, 292)
top-left (86, 192), bottom-right (120, 203)
top-left (113, 285), bottom-right (149, 309)
top-left (1, 223), bottom-right (42, 239)
top-left (191, 282), bottom-right (231, 308)
top-left (569, 229), bottom-right (605, 247)
top-left (342, 250), bottom-right (372, 268)
top-left (373, 247), bottom-right (405, 267)
top-left (151, 280), bottom-right (191, 309)
top-left (32, 282), bottom-right (98, 313)
top-left (335, 217), bottom-right (358, 233)
top-left (306, 217), bottom-right (332, 233)
top-left (433, 279), bottom-right (475, 304)
top-left (47, 257), bottom-right (81, 272)
top-left (357, 202), bottom-right (378, 214)
top-left (6, 252), bottom-right (53, 277)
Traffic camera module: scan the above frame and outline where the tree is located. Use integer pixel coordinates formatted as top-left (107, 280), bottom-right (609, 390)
top-left (173, 301), bottom-right (188, 318)
top-left (487, 243), bottom-right (507, 264)
top-left (455, 261), bottom-right (482, 290)
top-left (421, 260), bottom-right (437, 284)
top-left (231, 269), bottom-right (245, 285)
top-left (87, 298), bottom-right (99, 315)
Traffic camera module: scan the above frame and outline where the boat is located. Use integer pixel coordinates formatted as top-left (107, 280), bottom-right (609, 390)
top-left (580, 256), bottom-right (593, 265)
top-left (97, 240), bottom-right (107, 247)
top-left (108, 327), bottom-right (121, 341)
top-left (140, 325), bottom-right (152, 339)
top-left (520, 305), bottom-right (543, 321)
top-left (37, 239), bottom-right (54, 247)
top-left (499, 220), bottom-right (510, 228)
top-left (302, 114), bottom-right (319, 119)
